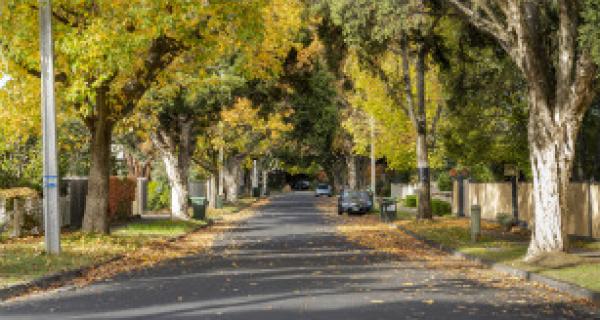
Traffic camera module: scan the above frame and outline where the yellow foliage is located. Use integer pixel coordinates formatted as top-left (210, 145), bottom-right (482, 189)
top-left (0, 187), bottom-right (39, 199)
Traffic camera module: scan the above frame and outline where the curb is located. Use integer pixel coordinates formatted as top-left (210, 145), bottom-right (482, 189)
top-left (0, 198), bottom-right (268, 302)
top-left (0, 220), bottom-right (216, 302)
top-left (397, 224), bottom-right (600, 305)
top-left (0, 255), bottom-right (123, 301)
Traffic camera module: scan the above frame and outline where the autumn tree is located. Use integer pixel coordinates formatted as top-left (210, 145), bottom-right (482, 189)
top-left (328, 0), bottom-right (446, 219)
top-left (448, 1), bottom-right (598, 257)
top-left (1, 1), bottom-right (283, 232)
top-left (136, 0), bottom-right (301, 218)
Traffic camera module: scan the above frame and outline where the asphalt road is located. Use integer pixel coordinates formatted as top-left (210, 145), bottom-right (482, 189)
top-left (0, 192), bottom-right (597, 319)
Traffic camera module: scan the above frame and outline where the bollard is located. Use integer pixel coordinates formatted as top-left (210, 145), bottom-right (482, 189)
top-left (471, 204), bottom-right (481, 242)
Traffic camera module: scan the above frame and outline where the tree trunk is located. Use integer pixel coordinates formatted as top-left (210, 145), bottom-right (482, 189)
top-left (151, 118), bottom-right (194, 221)
top-left (83, 89), bottom-right (113, 234)
top-left (526, 91), bottom-right (581, 258)
top-left (347, 155), bottom-right (357, 190)
top-left (208, 175), bottom-right (217, 209)
top-left (415, 45), bottom-right (432, 220)
top-left (161, 150), bottom-right (190, 220)
top-left (223, 156), bottom-right (242, 202)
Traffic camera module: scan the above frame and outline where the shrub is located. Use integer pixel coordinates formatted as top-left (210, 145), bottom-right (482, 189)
top-left (431, 199), bottom-right (451, 216)
top-left (148, 180), bottom-right (170, 211)
top-left (404, 195), bottom-right (417, 207)
top-left (496, 213), bottom-right (515, 232)
top-left (108, 177), bottom-right (136, 221)
top-left (437, 171), bottom-right (452, 192)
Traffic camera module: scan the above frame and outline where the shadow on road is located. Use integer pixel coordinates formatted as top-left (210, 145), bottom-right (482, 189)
top-left (0, 192), bottom-right (595, 319)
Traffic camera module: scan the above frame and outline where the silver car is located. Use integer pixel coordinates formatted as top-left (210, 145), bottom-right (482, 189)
top-left (338, 190), bottom-right (373, 214)
top-left (315, 184), bottom-right (333, 197)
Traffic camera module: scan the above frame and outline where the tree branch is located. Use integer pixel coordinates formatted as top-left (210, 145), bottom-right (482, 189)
top-left (556, 0), bottom-right (579, 109)
top-left (568, 52), bottom-right (597, 117)
top-left (356, 50), bottom-right (411, 120)
top-left (114, 36), bottom-right (185, 116)
top-left (447, 0), bottom-right (511, 52)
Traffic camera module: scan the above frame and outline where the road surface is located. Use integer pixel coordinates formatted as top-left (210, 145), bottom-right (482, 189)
top-left (0, 192), bottom-right (596, 319)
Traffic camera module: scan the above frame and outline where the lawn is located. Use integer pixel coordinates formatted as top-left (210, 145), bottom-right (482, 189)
top-left (112, 219), bottom-right (207, 237)
top-left (0, 198), bottom-right (258, 289)
top-left (398, 216), bottom-right (600, 292)
top-left (0, 232), bottom-right (146, 288)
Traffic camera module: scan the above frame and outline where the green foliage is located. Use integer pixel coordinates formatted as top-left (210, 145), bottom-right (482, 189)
top-left (436, 171), bottom-right (452, 192)
top-left (496, 213), bottom-right (515, 232)
top-left (574, 102), bottom-right (600, 181)
top-left (148, 180), bottom-right (170, 211)
top-left (276, 61), bottom-right (341, 170)
top-left (438, 19), bottom-right (530, 177)
top-left (431, 199), bottom-right (451, 217)
top-left (469, 164), bottom-right (496, 183)
top-left (580, 0), bottom-right (600, 66)
top-left (404, 195), bottom-right (417, 208)
top-left (0, 137), bottom-right (42, 190)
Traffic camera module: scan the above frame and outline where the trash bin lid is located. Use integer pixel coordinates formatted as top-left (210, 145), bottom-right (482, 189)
top-left (190, 197), bottom-right (206, 203)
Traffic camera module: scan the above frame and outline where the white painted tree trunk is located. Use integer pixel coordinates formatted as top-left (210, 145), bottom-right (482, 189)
top-left (528, 143), bottom-right (563, 257)
top-left (151, 120), bottom-right (194, 221)
top-left (208, 175), bottom-right (217, 209)
top-left (223, 157), bottom-right (242, 203)
top-left (162, 151), bottom-right (189, 220)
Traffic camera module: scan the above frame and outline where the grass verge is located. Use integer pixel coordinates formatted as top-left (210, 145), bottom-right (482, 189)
top-left (0, 198), bottom-right (257, 290)
top-left (397, 216), bottom-right (600, 292)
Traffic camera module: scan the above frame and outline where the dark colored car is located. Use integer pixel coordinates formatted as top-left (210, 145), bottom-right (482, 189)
top-left (338, 190), bottom-right (373, 215)
top-left (293, 180), bottom-right (311, 190)
top-left (315, 183), bottom-right (333, 197)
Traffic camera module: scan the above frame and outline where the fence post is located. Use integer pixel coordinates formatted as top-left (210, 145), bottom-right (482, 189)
top-left (471, 204), bottom-right (481, 242)
top-left (458, 175), bottom-right (465, 217)
top-left (588, 179), bottom-right (594, 238)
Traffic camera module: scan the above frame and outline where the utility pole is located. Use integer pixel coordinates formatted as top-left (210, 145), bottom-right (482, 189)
top-left (370, 116), bottom-right (376, 196)
top-left (39, 0), bottom-right (61, 254)
top-left (218, 122), bottom-right (224, 198)
top-left (252, 158), bottom-right (258, 197)
top-left (218, 146), bottom-right (224, 195)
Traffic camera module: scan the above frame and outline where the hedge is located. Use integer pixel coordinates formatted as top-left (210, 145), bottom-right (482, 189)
top-left (403, 195), bottom-right (451, 216)
top-left (108, 177), bottom-right (136, 221)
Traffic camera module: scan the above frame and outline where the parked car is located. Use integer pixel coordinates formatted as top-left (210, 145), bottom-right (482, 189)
top-left (315, 183), bottom-right (333, 197)
top-left (293, 180), bottom-right (311, 190)
top-left (338, 190), bottom-right (373, 215)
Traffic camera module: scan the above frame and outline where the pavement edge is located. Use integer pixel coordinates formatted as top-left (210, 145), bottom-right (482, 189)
top-left (397, 224), bottom-right (600, 306)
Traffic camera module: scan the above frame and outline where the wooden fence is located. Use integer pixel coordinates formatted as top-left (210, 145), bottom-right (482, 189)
top-left (452, 181), bottom-right (600, 238)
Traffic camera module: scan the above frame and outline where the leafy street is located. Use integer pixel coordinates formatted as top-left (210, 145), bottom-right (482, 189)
top-left (3, 1), bottom-right (600, 318)
top-left (0, 193), bottom-right (596, 319)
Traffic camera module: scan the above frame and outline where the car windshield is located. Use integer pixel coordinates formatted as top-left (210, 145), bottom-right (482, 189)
top-left (317, 184), bottom-right (329, 189)
top-left (342, 191), bottom-right (369, 199)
